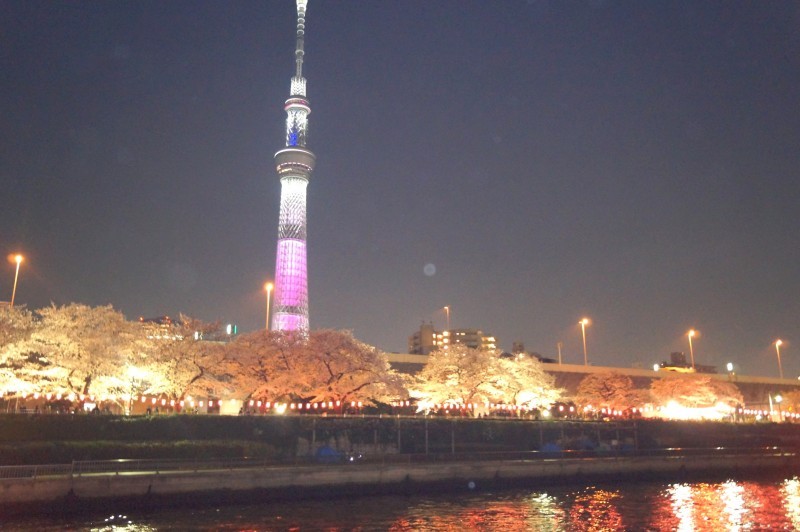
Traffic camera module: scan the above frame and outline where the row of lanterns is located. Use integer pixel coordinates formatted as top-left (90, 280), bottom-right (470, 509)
top-left (246, 399), bottom-right (363, 410)
top-left (742, 408), bottom-right (800, 419)
top-left (9, 392), bottom-right (366, 412)
top-left (395, 401), bottom-right (632, 416)
top-left (5, 392), bottom-right (797, 419)
top-left (13, 392), bottom-right (217, 409)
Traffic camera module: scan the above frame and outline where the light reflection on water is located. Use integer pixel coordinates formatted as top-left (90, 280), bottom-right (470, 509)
top-left (783, 477), bottom-right (800, 529)
top-left (12, 476), bottom-right (800, 531)
top-left (659, 479), bottom-right (799, 531)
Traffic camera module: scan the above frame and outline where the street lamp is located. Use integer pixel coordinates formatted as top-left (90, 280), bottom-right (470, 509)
top-left (775, 339), bottom-right (784, 380)
top-left (687, 329), bottom-right (697, 369)
top-left (579, 318), bottom-right (590, 366)
top-left (264, 282), bottom-right (273, 330)
top-left (443, 306), bottom-right (450, 332)
top-left (10, 254), bottom-right (23, 308)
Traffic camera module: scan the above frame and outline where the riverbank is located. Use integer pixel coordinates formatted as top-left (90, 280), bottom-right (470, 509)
top-left (2, 449), bottom-right (797, 517)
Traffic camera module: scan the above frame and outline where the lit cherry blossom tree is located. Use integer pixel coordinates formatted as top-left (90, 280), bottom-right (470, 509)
top-left (27, 304), bottom-right (146, 399)
top-left (575, 371), bottom-right (647, 411)
top-left (497, 354), bottom-right (562, 410)
top-left (0, 306), bottom-right (35, 346)
top-left (302, 329), bottom-right (407, 405)
top-left (224, 329), bottom-right (306, 401)
top-left (412, 345), bottom-right (500, 410)
top-left (780, 390), bottom-right (800, 415)
top-left (650, 374), bottom-right (743, 419)
top-left (139, 314), bottom-right (235, 401)
top-left (0, 306), bottom-right (39, 395)
top-left (228, 329), bottom-right (407, 406)
top-left (412, 345), bottom-right (561, 414)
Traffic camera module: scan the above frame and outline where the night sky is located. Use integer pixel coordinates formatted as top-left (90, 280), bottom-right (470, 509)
top-left (2, 1), bottom-right (799, 378)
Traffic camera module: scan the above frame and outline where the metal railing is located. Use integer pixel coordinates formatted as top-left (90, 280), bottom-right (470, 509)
top-left (0, 446), bottom-right (795, 481)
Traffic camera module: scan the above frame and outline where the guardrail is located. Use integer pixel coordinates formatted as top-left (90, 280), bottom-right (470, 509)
top-left (0, 446), bottom-right (795, 480)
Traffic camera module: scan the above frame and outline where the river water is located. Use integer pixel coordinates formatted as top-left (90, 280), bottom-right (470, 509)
top-left (9, 476), bottom-right (800, 531)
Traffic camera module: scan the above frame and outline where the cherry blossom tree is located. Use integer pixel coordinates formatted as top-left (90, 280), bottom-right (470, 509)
top-left (225, 329), bottom-right (306, 401)
top-left (650, 374), bottom-right (743, 411)
top-left (302, 329), bottom-right (407, 405)
top-left (497, 354), bottom-right (562, 410)
top-left (0, 307), bottom-right (39, 395)
top-left (228, 329), bottom-right (407, 406)
top-left (0, 306), bottom-right (35, 346)
top-left (778, 390), bottom-right (800, 415)
top-left (412, 346), bottom-right (561, 414)
top-left (575, 371), bottom-right (647, 411)
top-left (139, 314), bottom-right (234, 401)
top-left (27, 304), bottom-right (146, 398)
top-left (411, 345), bottom-right (500, 409)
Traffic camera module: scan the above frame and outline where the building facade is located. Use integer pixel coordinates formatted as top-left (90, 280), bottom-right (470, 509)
top-left (408, 323), bottom-right (497, 354)
top-left (271, 0), bottom-right (315, 332)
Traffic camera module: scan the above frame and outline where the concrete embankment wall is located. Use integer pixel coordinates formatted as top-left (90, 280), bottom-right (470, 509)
top-left (2, 453), bottom-right (798, 510)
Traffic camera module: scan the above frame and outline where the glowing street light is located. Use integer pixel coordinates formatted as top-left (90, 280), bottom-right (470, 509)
top-left (775, 339), bottom-right (784, 380)
top-left (10, 254), bottom-right (23, 308)
top-left (443, 305), bottom-right (450, 332)
top-left (264, 282), bottom-right (273, 330)
top-left (579, 318), bottom-right (590, 366)
top-left (687, 329), bottom-right (697, 369)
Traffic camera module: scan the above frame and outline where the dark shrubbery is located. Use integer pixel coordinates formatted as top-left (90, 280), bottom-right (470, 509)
top-left (0, 440), bottom-right (278, 465)
top-left (0, 414), bottom-right (796, 465)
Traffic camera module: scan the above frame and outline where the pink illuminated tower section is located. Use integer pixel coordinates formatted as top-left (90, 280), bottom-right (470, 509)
top-left (272, 0), bottom-right (315, 331)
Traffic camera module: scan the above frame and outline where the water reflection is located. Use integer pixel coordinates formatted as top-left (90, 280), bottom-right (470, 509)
top-left (12, 476), bottom-right (800, 531)
top-left (89, 513), bottom-right (157, 532)
top-left (658, 478), bottom-right (798, 531)
top-left (523, 492), bottom-right (567, 531)
top-left (782, 477), bottom-right (800, 529)
top-left (718, 480), bottom-right (747, 529)
top-left (567, 488), bottom-right (623, 531)
top-left (389, 492), bottom-right (567, 531)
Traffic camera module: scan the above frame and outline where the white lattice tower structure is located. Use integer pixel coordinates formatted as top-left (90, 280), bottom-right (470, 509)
top-left (272, 0), bottom-right (315, 331)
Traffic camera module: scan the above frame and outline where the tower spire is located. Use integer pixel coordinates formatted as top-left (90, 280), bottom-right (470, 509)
top-left (295, 0), bottom-right (307, 78)
top-left (271, 0), bottom-right (316, 332)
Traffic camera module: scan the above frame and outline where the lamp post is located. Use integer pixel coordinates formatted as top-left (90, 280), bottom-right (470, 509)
top-left (10, 254), bottom-right (23, 308)
top-left (775, 339), bottom-right (784, 380)
top-left (579, 318), bottom-right (590, 366)
top-left (264, 282), bottom-right (273, 330)
top-left (443, 306), bottom-right (450, 332)
top-left (687, 329), bottom-right (696, 369)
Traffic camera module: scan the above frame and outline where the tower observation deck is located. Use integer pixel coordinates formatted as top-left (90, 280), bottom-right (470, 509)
top-left (272, 0), bottom-right (315, 331)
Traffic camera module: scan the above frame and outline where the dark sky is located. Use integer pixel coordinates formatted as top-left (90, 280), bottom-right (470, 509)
top-left (2, 1), bottom-right (799, 378)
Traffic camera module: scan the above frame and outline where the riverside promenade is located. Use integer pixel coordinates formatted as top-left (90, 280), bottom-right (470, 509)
top-left (1, 448), bottom-right (798, 514)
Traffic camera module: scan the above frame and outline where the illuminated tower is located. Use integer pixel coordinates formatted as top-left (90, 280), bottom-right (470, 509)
top-left (272, 0), bottom-right (315, 331)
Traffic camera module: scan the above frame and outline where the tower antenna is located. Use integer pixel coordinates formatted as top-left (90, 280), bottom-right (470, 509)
top-left (295, 0), bottom-right (307, 78)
